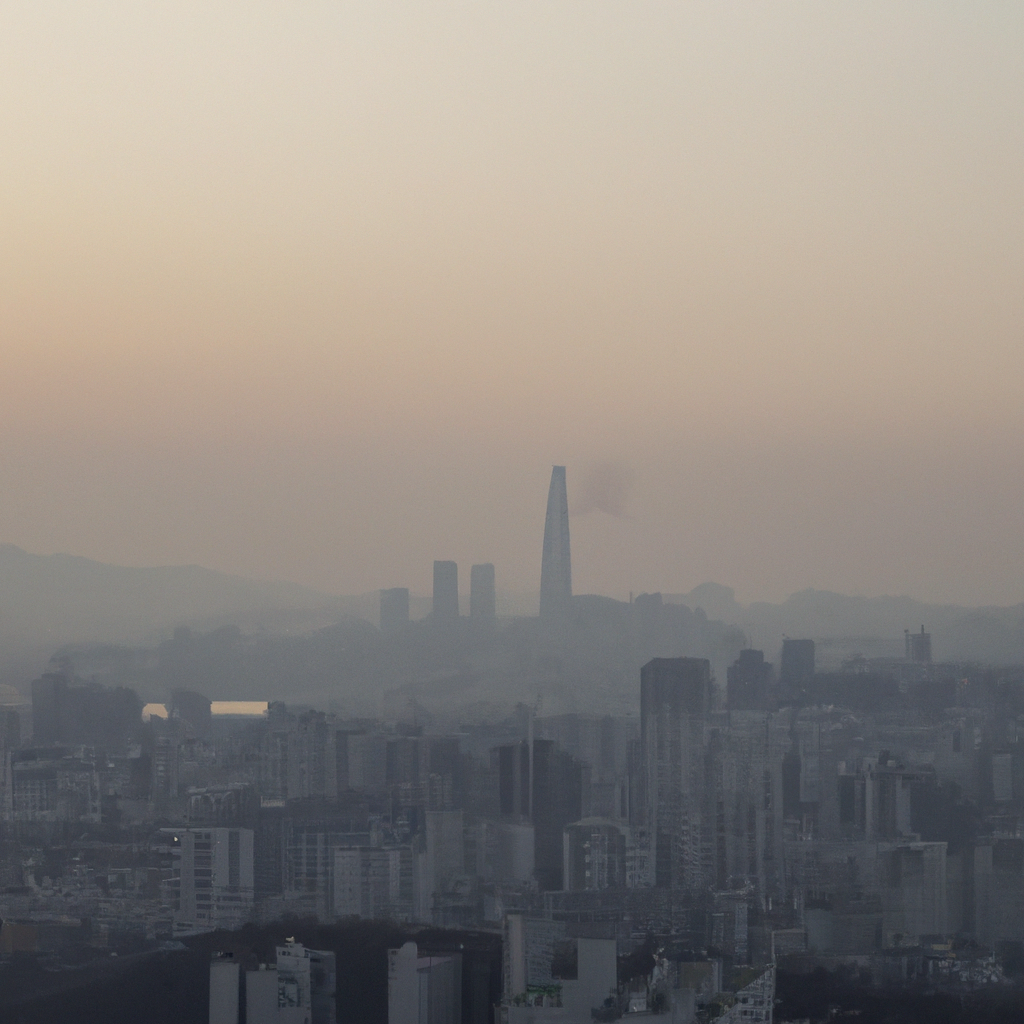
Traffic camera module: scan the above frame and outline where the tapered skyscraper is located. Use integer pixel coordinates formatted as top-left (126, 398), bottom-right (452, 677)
top-left (539, 465), bottom-right (572, 619)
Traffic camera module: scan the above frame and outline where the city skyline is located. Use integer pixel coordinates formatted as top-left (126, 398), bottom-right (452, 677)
top-left (3, 6), bottom-right (1024, 1021)
top-left (1, 4), bottom-right (1022, 606)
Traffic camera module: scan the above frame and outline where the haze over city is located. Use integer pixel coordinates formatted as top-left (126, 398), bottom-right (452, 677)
top-left (2, 2), bottom-right (1022, 606)
top-left (3, 8), bottom-right (1024, 1023)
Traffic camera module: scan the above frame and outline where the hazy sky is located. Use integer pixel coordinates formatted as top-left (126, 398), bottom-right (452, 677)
top-left (2, 3), bottom-right (1022, 606)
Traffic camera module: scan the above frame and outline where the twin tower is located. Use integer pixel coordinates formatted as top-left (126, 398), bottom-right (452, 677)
top-left (430, 559), bottom-right (495, 624)
top-left (380, 466), bottom-right (573, 630)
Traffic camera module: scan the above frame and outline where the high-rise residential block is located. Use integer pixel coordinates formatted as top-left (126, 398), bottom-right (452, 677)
top-left (532, 739), bottom-right (587, 891)
top-left (165, 826), bottom-right (254, 934)
top-left (432, 561), bottom-right (459, 624)
top-left (905, 625), bottom-right (932, 664)
top-left (639, 657), bottom-right (712, 890)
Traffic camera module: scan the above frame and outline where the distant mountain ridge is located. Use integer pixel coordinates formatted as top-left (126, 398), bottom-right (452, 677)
top-left (666, 583), bottom-right (1024, 666)
top-left (0, 542), bottom-right (357, 637)
top-left (2, 543), bottom-right (1022, 691)
top-left (0, 544), bottom-right (379, 687)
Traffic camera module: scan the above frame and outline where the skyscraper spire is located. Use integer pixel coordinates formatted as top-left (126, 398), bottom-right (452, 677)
top-left (540, 465), bottom-right (572, 619)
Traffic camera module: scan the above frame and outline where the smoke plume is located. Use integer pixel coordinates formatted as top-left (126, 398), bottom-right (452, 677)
top-left (573, 461), bottom-right (635, 518)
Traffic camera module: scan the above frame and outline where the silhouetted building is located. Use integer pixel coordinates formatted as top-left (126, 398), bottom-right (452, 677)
top-left (254, 807), bottom-right (286, 898)
top-left (425, 735), bottom-right (465, 810)
top-left (497, 740), bottom-right (531, 818)
top-left (0, 706), bottom-right (20, 754)
top-left (639, 657), bottom-right (713, 889)
top-left (727, 649), bottom-right (772, 711)
top-left (31, 671), bottom-right (142, 750)
top-left (495, 738), bottom-right (586, 890)
top-left (151, 721), bottom-right (180, 801)
top-left (171, 689), bottom-right (212, 739)
top-left (905, 626), bottom-right (932, 664)
top-left (469, 563), bottom-right (496, 621)
top-left (532, 739), bottom-right (587, 891)
top-left (380, 587), bottom-right (410, 632)
top-left (386, 733), bottom-right (422, 788)
top-left (432, 561), bottom-right (459, 624)
top-left (288, 710), bottom-right (335, 800)
top-left (539, 466), bottom-right (572, 620)
top-left (780, 638), bottom-right (815, 689)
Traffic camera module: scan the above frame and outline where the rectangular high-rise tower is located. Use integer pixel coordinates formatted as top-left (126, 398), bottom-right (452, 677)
top-left (640, 657), bottom-right (712, 890)
top-left (906, 626), bottom-right (932, 664)
top-left (539, 466), bottom-right (572, 620)
top-left (470, 563), bottom-right (496, 621)
top-left (727, 649), bottom-right (772, 711)
top-left (780, 638), bottom-right (815, 688)
top-left (432, 561), bottom-right (459, 624)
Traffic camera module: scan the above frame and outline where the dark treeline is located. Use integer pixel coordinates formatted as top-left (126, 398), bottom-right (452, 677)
top-left (0, 919), bottom-right (501, 1024)
top-left (776, 965), bottom-right (1024, 1023)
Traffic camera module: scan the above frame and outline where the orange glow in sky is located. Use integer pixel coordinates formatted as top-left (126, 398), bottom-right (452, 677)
top-left (1, 3), bottom-right (1022, 605)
